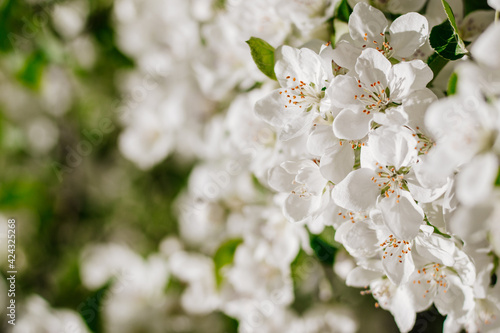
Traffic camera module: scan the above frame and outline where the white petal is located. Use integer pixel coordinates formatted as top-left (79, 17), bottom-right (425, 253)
top-left (389, 61), bottom-right (433, 100)
top-left (333, 108), bottom-right (372, 140)
top-left (255, 90), bottom-right (299, 129)
top-left (372, 106), bottom-right (409, 127)
top-left (406, 172), bottom-right (450, 203)
top-left (327, 74), bottom-right (361, 109)
top-left (403, 88), bottom-right (437, 132)
top-left (320, 145), bottom-right (355, 184)
top-left (281, 159), bottom-right (316, 174)
top-left (471, 23), bottom-right (500, 68)
top-left (279, 111), bottom-right (317, 141)
top-left (307, 124), bottom-right (337, 156)
top-left (379, 190), bottom-right (424, 240)
top-left (284, 193), bottom-right (317, 223)
top-left (349, 3), bottom-right (387, 45)
top-left (488, 0), bottom-right (500, 10)
top-left (346, 266), bottom-right (383, 287)
top-left (355, 48), bottom-right (391, 88)
top-left (449, 204), bottom-right (492, 244)
top-left (337, 220), bottom-right (380, 257)
top-left (456, 153), bottom-right (498, 206)
top-left (331, 168), bottom-right (380, 212)
top-left (296, 164), bottom-right (327, 196)
top-left (268, 165), bottom-right (295, 192)
top-left (382, 242), bottom-right (415, 286)
top-left (434, 274), bottom-right (474, 317)
top-left (389, 13), bottom-right (429, 58)
top-left (275, 45), bottom-right (328, 87)
top-left (331, 39), bottom-right (360, 71)
top-left (368, 126), bottom-right (418, 170)
top-left (390, 286), bottom-right (417, 333)
top-left (414, 233), bottom-right (455, 267)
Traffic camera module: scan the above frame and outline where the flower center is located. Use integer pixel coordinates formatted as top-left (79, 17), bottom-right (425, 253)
top-left (371, 164), bottom-right (407, 201)
top-left (413, 128), bottom-right (435, 155)
top-left (337, 210), bottom-right (369, 223)
top-left (412, 264), bottom-right (449, 298)
top-left (361, 32), bottom-right (395, 58)
top-left (291, 183), bottom-right (313, 199)
top-left (354, 80), bottom-right (391, 114)
top-left (280, 76), bottom-right (325, 112)
top-left (379, 234), bottom-right (411, 262)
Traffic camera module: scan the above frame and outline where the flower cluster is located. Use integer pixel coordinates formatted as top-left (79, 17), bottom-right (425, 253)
top-left (11, 1), bottom-right (500, 333)
top-left (253, 2), bottom-right (500, 332)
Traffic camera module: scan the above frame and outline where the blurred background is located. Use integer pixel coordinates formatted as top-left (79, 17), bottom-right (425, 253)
top-left (0, 0), bottom-right (453, 332)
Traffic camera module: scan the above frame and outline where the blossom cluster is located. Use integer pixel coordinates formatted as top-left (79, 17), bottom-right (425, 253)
top-left (10, 0), bottom-right (500, 332)
top-left (253, 1), bottom-right (500, 332)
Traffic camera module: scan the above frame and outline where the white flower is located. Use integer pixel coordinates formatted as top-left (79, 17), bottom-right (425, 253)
top-left (420, 95), bottom-right (500, 191)
top-left (169, 251), bottom-right (220, 314)
top-left (256, 45), bottom-right (334, 141)
top-left (333, 3), bottom-right (429, 70)
top-left (118, 110), bottom-right (174, 170)
top-left (13, 296), bottom-right (91, 333)
top-left (268, 159), bottom-right (330, 223)
top-left (224, 242), bottom-right (294, 308)
top-left (307, 124), bottom-right (356, 184)
top-left (328, 48), bottom-right (433, 140)
top-left (332, 126), bottom-right (430, 240)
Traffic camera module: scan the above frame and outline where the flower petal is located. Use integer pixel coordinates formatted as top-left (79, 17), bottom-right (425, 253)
top-left (382, 241), bottom-right (415, 286)
top-left (346, 266), bottom-right (383, 287)
top-left (456, 153), bottom-right (498, 206)
top-left (389, 61), bottom-right (433, 100)
top-left (327, 75), bottom-right (361, 110)
top-left (284, 192), bottom-right (320, 223)
top-left (275, 45), bottom-right (328, 87)
top-left (368, 126), bottom-right (418, 170)
top-left (320, 144), bottom-right (355, 184)
top-left (379, 190), bottom-right (424, 240)
top-left (268, 165), bottom-right (295, 192)
top-left (390, 286), bottom-right (417, 333)
top-left (471, 23), bottom-right (500, 68)
top-left (389, 13), bottom-right (429, 58)
top-left (307, 124), bottom-right (337, 156)
top-left (333, 108), bottom-right (372, 140)
top-left (331, 168), bottom-right (380, 212)
top-left (331, 39), bottom-right (361, 71)
top-left (355, 48), bottom-right (391, 88)
top-left (348, 3), bottom-right (387, 46)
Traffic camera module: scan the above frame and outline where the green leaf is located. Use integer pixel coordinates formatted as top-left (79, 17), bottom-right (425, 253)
top-left (447, 72), bottom-right (458, 95)
top-left (336, 0), bottom-right (352, 23)
top-left (17, 50), bottom-right (46, 90)
top-left (490, 251), bottom-right (499, 286)
top-left (309, 227), bottom-right (340, 265)
top-left (213, 238), bottom-right (243, 287)
top-left (429, 0), bottom-right (468, 61)
top-left (495, 167), bottom-right (500, 186)
top-left (246, 37), bottom-right (277, 81)
top-left (441, 0), bottom-right (460, 33)
top-left (429, 20), bottom-right (467, 60)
